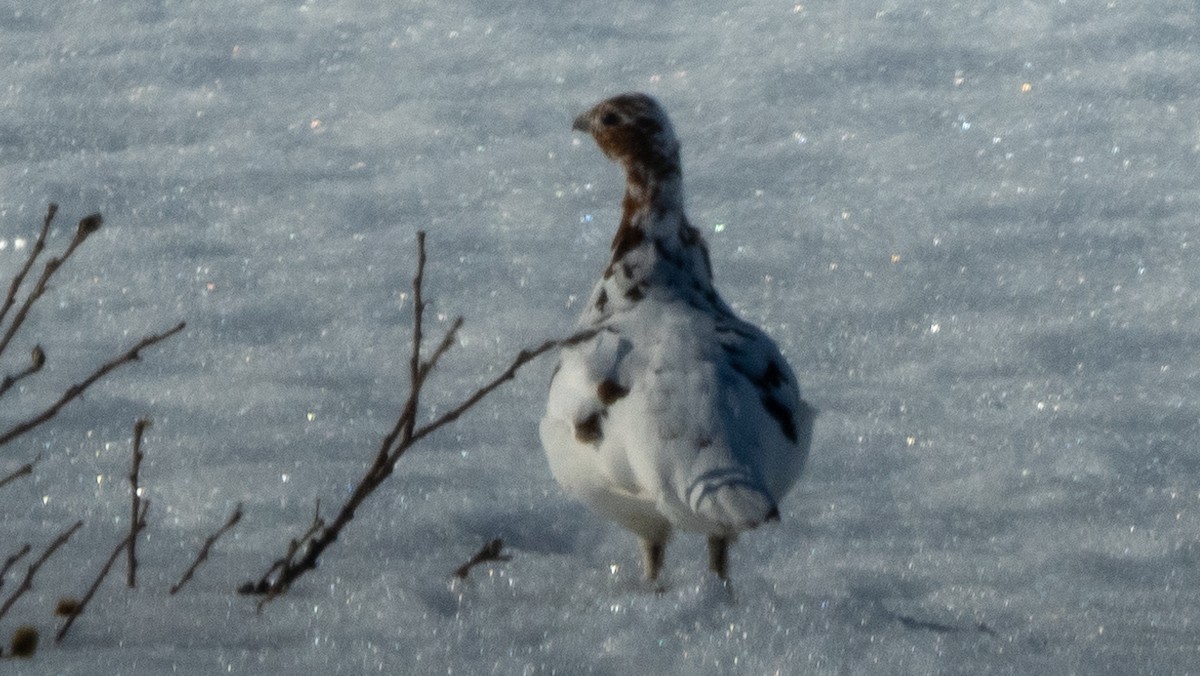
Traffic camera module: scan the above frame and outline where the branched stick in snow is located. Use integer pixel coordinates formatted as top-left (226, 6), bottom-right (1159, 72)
top-left (0, 321), bottom-right (186, 449)
top-left (170, 503), bottom-right (243, 596)
top-left (240, 232), bottom-right (595, 604)
top-left (0, 520), bottom-right (83, 622)
top-left (127, 418), bottom-right (150, 588)
top-left (55, 502), bottom-right (149, 643)
top-left (0, 203), bottom-right (56, 332)
top-left (0, 455), bottom-right (39, 490)
top-left (453, 538), bottom-right (512, 579)
top-left (0, 206), bottom-right (187, 449)
top-left (0, 544), bottom-right (32, 592)
top-left (0, 210), bottom-right (102, 357)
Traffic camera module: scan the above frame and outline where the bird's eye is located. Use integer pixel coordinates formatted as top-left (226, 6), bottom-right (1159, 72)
top-left (600, 111), bottom-right (620, 126)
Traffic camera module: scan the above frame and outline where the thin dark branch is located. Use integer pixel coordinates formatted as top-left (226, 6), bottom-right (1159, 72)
top-left (238, 500), bottom-right (322, 603)
top-left (0, 212), bottom-right (102, 357)
top-left (367, 234), bottom-right (432, 471)
top-left (0, 520), bottom-right (83, 622)
top-left (0, 544), bottom-right (32, 592)
top-left (127, 418), bottom-right (150, 588)
top-left (241, 233), bottom-right (595, 603)
top-left (401, 230), bottom-right (427, 446)
top-left (0, 320), bottom-right (185, 448)
top-left (416, 316), bottom-right (464, 383)
top-left (0, 204), bottom-right (56, 331)
top-left (170, 503), bottom-right (243, 595)
top-left (56, 503), bottom-right (148, 643)
top-left (0, 454), bottom-right (40, 490)
top-left (408, 328), bottom-right (597, 447)
top-left (452, 538), bottom-right (512, 579)
top-left (0, 345), bottom-right (46, 399)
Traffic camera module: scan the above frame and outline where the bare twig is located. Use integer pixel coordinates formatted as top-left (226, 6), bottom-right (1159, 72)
top-left (0, 204), bottom-right (56, 330)
top-left (241, 232), bottom-right (595, 603)
top-left (0, 212), bottom-right (103, 357)
top-left (0, 345), bottom-right (45, 399)
top-left (0, 321), bottom-right (185, 448)
top-left (170, 503), bottom-right (243, 595)
top-left (0, 520), bottom-right (83, 622)
top-left (403, 230), bottom-right (427, 444)
top-left (0, 544), bottom-right (32, 591)
top-left (127, 418), bottom-right (150, 588)
top-left (371, 316), bottom-right (464, 480)
top-left (239, 500), bottom-right (323, 607)
top-left (55, 503), bottom-right (148, 643)
top-left (410, 328), bottom-right (594, 446)
top-left (453, 538), bottom-right (512, 579)
top-left (0, 454), bottom-right (39, 490)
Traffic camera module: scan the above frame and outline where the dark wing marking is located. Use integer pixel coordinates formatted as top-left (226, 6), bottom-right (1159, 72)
top-left (597, 379), bottom-right (629, 405)
top-left (574, 412), bottom-right (603, 444)
top-left (595, 288), bottom-right (608, 312)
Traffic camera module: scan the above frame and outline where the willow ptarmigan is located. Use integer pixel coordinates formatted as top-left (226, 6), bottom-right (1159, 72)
top-left (539, 93), bottom-right (816, 582)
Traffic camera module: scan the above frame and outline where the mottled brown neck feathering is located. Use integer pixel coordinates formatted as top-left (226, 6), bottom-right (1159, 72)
top-left (572, 93), bottom-right (688, 269)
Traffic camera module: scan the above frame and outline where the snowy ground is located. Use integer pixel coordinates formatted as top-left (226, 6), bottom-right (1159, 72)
top-left (1, 0), bottom-right (1199, 673)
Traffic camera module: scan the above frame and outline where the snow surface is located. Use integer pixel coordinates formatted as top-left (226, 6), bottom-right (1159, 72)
top-left (1, 0), bottom-right (1198, 673)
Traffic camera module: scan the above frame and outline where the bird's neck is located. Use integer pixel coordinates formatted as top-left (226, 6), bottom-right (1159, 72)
top-left (609, 160), bottom-right (683, 262)
top-left (622, 165), bottom-right (682, 217)
top-left (582, 157), bottom-right (722, 326)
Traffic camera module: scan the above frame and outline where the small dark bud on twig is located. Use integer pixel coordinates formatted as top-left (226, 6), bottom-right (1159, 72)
top-left (453, 538), bottom-right (512, 579)
top-left (9, 625), bottom-right (38, 657)
top-left (30, 345), bottom-right (45, 369)
top-left (54, 597), bottom-right (81, 616)
top-left (77, 214), bottom-right (103, 236)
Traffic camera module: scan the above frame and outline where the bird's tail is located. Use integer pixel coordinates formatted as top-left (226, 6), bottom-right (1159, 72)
top-left (685, 467), bottom-right (778, 531)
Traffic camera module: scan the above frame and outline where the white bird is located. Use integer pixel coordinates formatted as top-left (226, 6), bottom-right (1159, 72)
top-left (540, 93), bottom-right (815, 582)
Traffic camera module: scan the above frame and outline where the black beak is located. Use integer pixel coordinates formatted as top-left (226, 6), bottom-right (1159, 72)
top-left (572, 111), bottom-right (591, 132)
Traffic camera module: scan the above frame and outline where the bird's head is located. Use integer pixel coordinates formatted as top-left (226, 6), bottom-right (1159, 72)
top-left (572, 93), bottom-right (681, 175)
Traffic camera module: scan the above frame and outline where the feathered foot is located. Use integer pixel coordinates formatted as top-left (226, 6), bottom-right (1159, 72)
top-left (642, 538), bottom-right (666, 582)
top-left (707, 535), bottom-right (735, 581)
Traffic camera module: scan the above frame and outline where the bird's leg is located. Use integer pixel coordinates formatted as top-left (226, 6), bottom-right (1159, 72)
top-left (707, 535), bottom-right (734, 580)
top-left (641, 538), bottom-right (666, 581)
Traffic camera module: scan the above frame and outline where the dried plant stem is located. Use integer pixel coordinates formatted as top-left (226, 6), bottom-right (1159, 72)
top-left (55, 502), bottom-right (148, 643)
top-left (0, 321), bottom-right (185, 448)
top-left (0, 544), bottom-right (32, 591)
top-left (0, 520), bottom-right (83, 622)
top-left (403, 230), bottom-right (427, 443)
top-left (0, 212), bottom-right (103, 357)
top-left (170, 503), bottom-right (243, 596)
top-left (241, 232), bottom-right (593, 602)
top-left (127, 418), bottom-right (150, 588)
top-left (410, 328), bottom-right (595, 446)
top-left (0, 345), bottom-right (45, 399)
top-left (0, 203), bottom-right (56, 330)
top-left (453, 538), bottom-right (511, 579)
top-left (0, 455), bottom-right (39, 490)
top-left (242, 501), bottom-right (322, 610)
